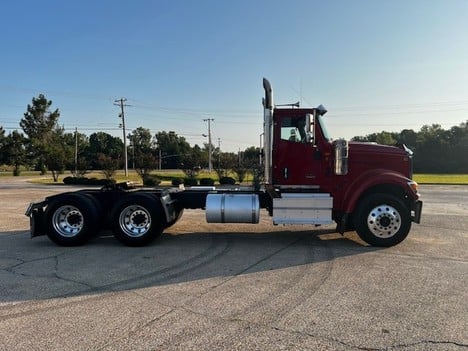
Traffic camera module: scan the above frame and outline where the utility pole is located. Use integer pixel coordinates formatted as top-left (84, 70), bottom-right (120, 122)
top-left (203, 118), bottom-right (214, 172)
top-left (217, 137), bottom-right (221, 168)
top-left (114, 98), bottom-right (130, 177)
top-left (74, 127), bottom-right (78, 176)
top-left (130, 135), bottom-right (135, 170)
top-left (159, 148), bottom-right (162, 170)
top-left (155, 141), bottom-right (162, 170)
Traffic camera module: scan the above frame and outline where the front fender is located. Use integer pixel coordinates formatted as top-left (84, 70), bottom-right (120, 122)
top-left (342, 169), bottom-right (416, 214)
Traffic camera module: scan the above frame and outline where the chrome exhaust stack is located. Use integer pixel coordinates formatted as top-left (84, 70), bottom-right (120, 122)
top-left (262, 78), bottom-right (274, 184)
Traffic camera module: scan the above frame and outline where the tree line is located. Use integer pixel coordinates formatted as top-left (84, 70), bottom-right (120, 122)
top-left (351, 122), bottom-right (468, 173)
top-left (0, 94), bottom-right (261, 182)
top-left (1, 94), bottom-right (466, 182)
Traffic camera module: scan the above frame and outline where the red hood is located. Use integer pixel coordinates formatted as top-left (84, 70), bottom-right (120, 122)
top-left (349, 141), bottom-right (407, 156)
top-left (347, 141), bottom-right (411, 179)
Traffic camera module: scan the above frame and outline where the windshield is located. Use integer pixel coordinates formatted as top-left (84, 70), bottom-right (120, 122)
top-left (318, 115), bottom-right (331, 141)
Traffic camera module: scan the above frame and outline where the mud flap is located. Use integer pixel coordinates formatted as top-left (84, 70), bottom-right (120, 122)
top-left (25, 201), bottom-right (47, 238)
top-left (30, 208), bottom-right (46, 237)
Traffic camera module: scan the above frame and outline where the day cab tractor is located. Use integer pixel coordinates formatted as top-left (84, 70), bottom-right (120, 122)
top-left (25, 78), bottom-right (422, 247)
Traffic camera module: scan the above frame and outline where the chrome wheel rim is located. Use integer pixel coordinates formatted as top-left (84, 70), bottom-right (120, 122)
top-left (119, 205), bottom-right (151, 237)
top-left (52, 205), bottom-right (84, 237)
top-left (367, 204), bottom-right (401, 238)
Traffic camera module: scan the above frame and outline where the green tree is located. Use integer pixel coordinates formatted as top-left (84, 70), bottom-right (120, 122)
top-left (44, 127), bottom-right (75, 182)
top-left (415, 124), bottom-right (450, 173)
top-left (447, 121), bottom-right (468, 173)
top-left (351, 133), bottom-right (377, 142)
top-left (4, 131), bottom-right (27, 175)
top-left (242, 146), bottom-right (261, 168)
top-left (180, 144), bottom-right (204, 178)
top-left (155, 131), bottom-right (191, 169)
top-left (232, 151), bottom-right (248, 183)
top-left (352, 131), bottom-right (397, 145)
top-left (128, 127), bottom-right (157, 181)
top-left (86, 132), bottom-right (123, 169)
top-left (68, 132), bottom-right (90, 176)
top-left (0, 126), bottom-right (6, 165)
top-left (213, 151), bottom-right (237, 180)
top-left (351, 122), bottom-right (467, 173)
top-left (129, 127), bottom-right (153, 152)
top-left (397, 129), bottom-right (418, 149)
top-left (20, 94), bottom-right (60, 172)
top-left (97, 153), bottom-right (120, 180)
top-left (375, 131), bottom-right (397, 145)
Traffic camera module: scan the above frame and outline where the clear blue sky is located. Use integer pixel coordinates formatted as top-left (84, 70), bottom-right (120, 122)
top-left (1, 0), bottom-right (467, 151)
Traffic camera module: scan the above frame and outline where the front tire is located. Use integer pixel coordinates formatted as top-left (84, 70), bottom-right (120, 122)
top-left (111, 193), bottom-right (165, 246)
top-left (354, 193), bottom-right (411, 247)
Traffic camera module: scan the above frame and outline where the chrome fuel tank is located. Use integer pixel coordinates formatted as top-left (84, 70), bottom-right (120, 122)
top-left (206, 194), bottom-right (260, 223)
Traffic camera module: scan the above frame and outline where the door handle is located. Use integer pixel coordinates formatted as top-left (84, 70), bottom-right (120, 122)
top-left (283, 167), bottom-right (288, 179)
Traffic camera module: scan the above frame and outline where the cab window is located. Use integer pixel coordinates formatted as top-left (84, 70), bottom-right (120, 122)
top-left (280, 117), bottom-right (306, 142)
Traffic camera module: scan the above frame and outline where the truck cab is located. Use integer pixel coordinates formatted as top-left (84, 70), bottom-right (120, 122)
top-left (263, 78), bottom-right (422, 246)
top-left (272, 107), bottom-right (332, 188)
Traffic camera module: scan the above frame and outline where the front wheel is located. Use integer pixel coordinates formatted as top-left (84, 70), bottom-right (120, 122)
top-left (353, 193), bottom-right (411, 247)
top-left (111, 193), bottom-right (165, 246)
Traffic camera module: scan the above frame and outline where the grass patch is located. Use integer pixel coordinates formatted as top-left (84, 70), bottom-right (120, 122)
top-left (16, 170), bottom-right (467, 186)
top-left (0, 171), bottom-right (42, 177)
top-left (413, 174), bottom-right (468, 185)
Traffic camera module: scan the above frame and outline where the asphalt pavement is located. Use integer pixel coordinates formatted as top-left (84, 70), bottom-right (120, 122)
top-left (0, 181), bottom-right (467, 350)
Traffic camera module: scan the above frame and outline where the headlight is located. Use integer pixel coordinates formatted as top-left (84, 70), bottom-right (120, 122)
top-left (407, 180), bottom-right (419, 194)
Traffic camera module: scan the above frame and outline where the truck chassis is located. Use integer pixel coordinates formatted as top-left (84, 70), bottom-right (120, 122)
top-left (26, 181), bottom-right (421, 247)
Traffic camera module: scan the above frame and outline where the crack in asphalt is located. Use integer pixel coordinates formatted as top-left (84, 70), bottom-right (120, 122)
top-left (378, 340), bottom-right (468, 350)
top-left (120, 297), bottom-right (468, 351)
top-left (2, 252), bottom-right (96, 290)
top-left (1, 234), bottom-right (230, 299)
top-left (187, 235), bottom-right (304, 302)
top-left (187, 307), bottom-right (468, 350)
top-left (4, 253), bottom-right (62, 277)
top-left (370, 250), bottom-right (468, 264)
top-left (92, 237), bottom-right (324, 349)
top-left (93, 307), bottom-right (178, 351)
top-left (0, 235), bottom-right (231, 319)
top-left (280, 326), bottom-right (468, 350)
top-left (52, 255), bottom-right (96, 290)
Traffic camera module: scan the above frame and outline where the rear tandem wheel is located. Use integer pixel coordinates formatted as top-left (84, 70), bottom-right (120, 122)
top-left (110, 193), bottom-right (165, 246)
top-left (45, 193), bottom-right (101, 246)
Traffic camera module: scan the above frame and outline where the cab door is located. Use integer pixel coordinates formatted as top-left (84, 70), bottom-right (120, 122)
top-left (272, 110), bottom-right (322, 187)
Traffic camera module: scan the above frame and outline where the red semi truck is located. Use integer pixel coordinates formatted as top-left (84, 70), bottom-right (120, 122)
top-left (26, 78), bottom-right (422, 247)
